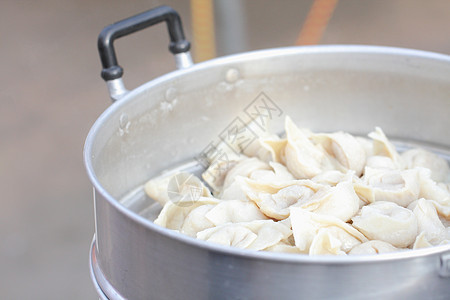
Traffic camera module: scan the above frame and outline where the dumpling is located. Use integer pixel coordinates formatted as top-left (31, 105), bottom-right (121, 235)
top-left (412, 232), bottom-right (433, 249)
top-left (365, 155), bottom-right (398, 170)
top-left (222, 157), bottom-right (271, 190)
top-left (402, 148), bottom-right (449, 182)
top-left (309, 228), bottom-right (347, 255)
top-left (260, 138), bottom-right (287, 163)
top-left (242, 178), bottom-right (322, 220)
top-left (250, 161), bottom-right (296, 184)
top-left (311, 131), bottom-right (366, 176)
top-left (349, 240), bottom-right (399, 255)
top-left (145, 172), bottom-right (212, 206)
top-left (264, 235), bottom-right (303, 254)
top-left (196, 220), bottom-right (291, 250)
top-left (356, 136), bottom-right (373, 158)
top-left (180, 204), bottom-right (217, 236)
top-left (296, 180), bottom-right (360, 222)
top-left (201, 140), bottom-right (245, 193)
top-left (417, 168), bottom-right (450, 206)
top-left (408, 199), bottom-right (447, 245)
top-left (284, 116), bottom-right (341, 179)
top-left (290, 208), bottom-right (367, 253)
top-left (204, 200), bottom-right (268, 226)
top-left (351, 201), bottom-right (418, 248)
top-left (311, 170), bottom-right (354, 186)
top-left (353, 167), bottom-right (420, 207)
top-left (154, 197), bottom-right (220, 232)
top-left (368, 127), bottom-right (403, 168)
top-left (220, 160), bottom-right (292, 201)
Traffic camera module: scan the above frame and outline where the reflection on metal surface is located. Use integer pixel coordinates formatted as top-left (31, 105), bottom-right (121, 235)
top-left (106, 78), bottom-right (129, 102)
top-left (90, 237), bottom-right (124, 300)
top-left (174, 52), bottom-right (194, 69)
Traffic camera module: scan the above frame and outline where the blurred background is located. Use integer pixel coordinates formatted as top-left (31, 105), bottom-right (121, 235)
top-left (0, 0), bottom-right (449, 298)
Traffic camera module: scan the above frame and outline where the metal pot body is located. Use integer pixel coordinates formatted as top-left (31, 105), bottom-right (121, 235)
top-left (85, 46), bottom-right (450, 300)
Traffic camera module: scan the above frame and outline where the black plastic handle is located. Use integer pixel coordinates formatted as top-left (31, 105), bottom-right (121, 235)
top-left (98, 6), bottom-right (190, 81)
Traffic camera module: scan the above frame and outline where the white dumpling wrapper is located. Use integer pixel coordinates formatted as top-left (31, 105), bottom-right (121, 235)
top-left (145, 173), bottom-right (211, 206)
top-left (351, 201), bottom-right (418, 248)
top-left (296, 180), bottom-right (360, 222)
top-left (284, 116), bottom-right (341, 179)
top-left (222, 157), bottom-right (270, 190)
top-left (309, 228), bottom-right (347, 255)
top-left (290, 208), bottom-right (367, 253)
top-left (197, 220), bottom-right (291, 250)
top-left (349, 240), bottom-right (398, 255)
top-left (408, 199), bottom-right (447, 245)
top-left (204, 200), bottom-right (268, 226)
top-left (311, 131), bottom-right (366, 176)
top-left (402, 148), bottom-right (449, 182)
top-left (417, 168), bottom-right (450, 206)
top-left (368, 127), bottom-right (403, 168)
top-left (412, 232), bottom-right (433, 249)
top-left (260, 138), bottom-right (287, 163)
top-left (311, 170), bottom-right (353, 187)
top-left (365, 155), bottom-right (398, 170)
top-left (154, 197), bottom-right (220, 231)
top-left (354, 168), bottom-right (420, 207)
top-left (242, 179), bottom-right (322, 220)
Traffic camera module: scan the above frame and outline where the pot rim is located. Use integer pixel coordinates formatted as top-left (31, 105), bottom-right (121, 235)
top-left (84, 44), bottom-right (450, 264)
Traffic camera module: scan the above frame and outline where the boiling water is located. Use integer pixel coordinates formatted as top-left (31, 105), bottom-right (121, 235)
top-left (119, 138), bottom-right (450, 222)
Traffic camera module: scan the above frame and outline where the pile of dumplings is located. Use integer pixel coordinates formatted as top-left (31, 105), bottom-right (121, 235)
top-left (145, 117), bottom-right (450, 255)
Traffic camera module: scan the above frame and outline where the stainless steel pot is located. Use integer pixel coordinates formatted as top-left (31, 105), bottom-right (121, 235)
top-left (85, 6), bottom-right (450, 300)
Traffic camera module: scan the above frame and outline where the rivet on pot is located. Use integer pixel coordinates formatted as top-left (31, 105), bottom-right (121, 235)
top-left (225, 68), bottom-right (240, 83)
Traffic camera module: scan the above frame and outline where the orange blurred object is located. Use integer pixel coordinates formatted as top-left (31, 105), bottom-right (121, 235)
top-left (296, 0), bottom-right (339, 45)
top-left (191, 0), bottom-right (217, 62)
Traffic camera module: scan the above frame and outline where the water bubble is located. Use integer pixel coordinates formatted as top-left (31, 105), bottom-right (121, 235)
top-left (225, 68), bottom-right (240, 83)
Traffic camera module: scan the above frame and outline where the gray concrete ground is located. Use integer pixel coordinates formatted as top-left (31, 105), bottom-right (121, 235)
top-left (0, 0), bottom-right (448, 299)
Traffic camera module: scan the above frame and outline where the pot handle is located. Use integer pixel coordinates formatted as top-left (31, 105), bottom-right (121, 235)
top-left (98, 5), bottom-right (193, 102)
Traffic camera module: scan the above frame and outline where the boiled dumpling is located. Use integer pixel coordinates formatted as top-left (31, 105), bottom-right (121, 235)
top-left (356, 136), bottom-right (373, 158)
top-left (417, 168), bottom-right (450, 206)
top-left (368, 127), bottom-right (402, 168)
top-left (250, 161), bottom-right (296, 184)
top-left (260, 138), bottom-right (287, 163)
top-left (284, 116), bottom-right (341, 179)
top-left (311, 131), bottom-right (366, 176)
top-left (351, 201), bottom-right (418, 248)
top-left (264, 235), bottom-right (303, 253)
top-left (349, 240), bottom-right (398, 255)
top-left (222, 157), bottom-right (270, 190)
top-left (201, 140), bottom-right (245, 193)
top-left (412, 232), bottom-right (433, 249)
top-left (353, 167), bottom-right (420, 207)
top-left (204, 200), bottom-right (268, 226)
top-left (402, 148), bottom-right (449, 182)
top-left (242, 178), bottom-right (322, 220)
top-left (180, 204), bottom-right (217, 236)
top-left (154, 197), bottom-right (220, 232)
top-left (309, 228), bottom-right (347, 255)
top-left (196, 220), bottom-right (291, 250)
top-left (290, 208), bottom-right (367, 253)
top-left (145, 173), bottom-right (212, 206)
top-left (365, 155), bottom-right (398, 170)
top-left (408, 199), bottom-right (447, 245)
top-left (220, 160), bottom-right (292, 200)
top-left (295, 180), bottom-right (360, 222)
top-left (311, 170), bottom-right (354, 187)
